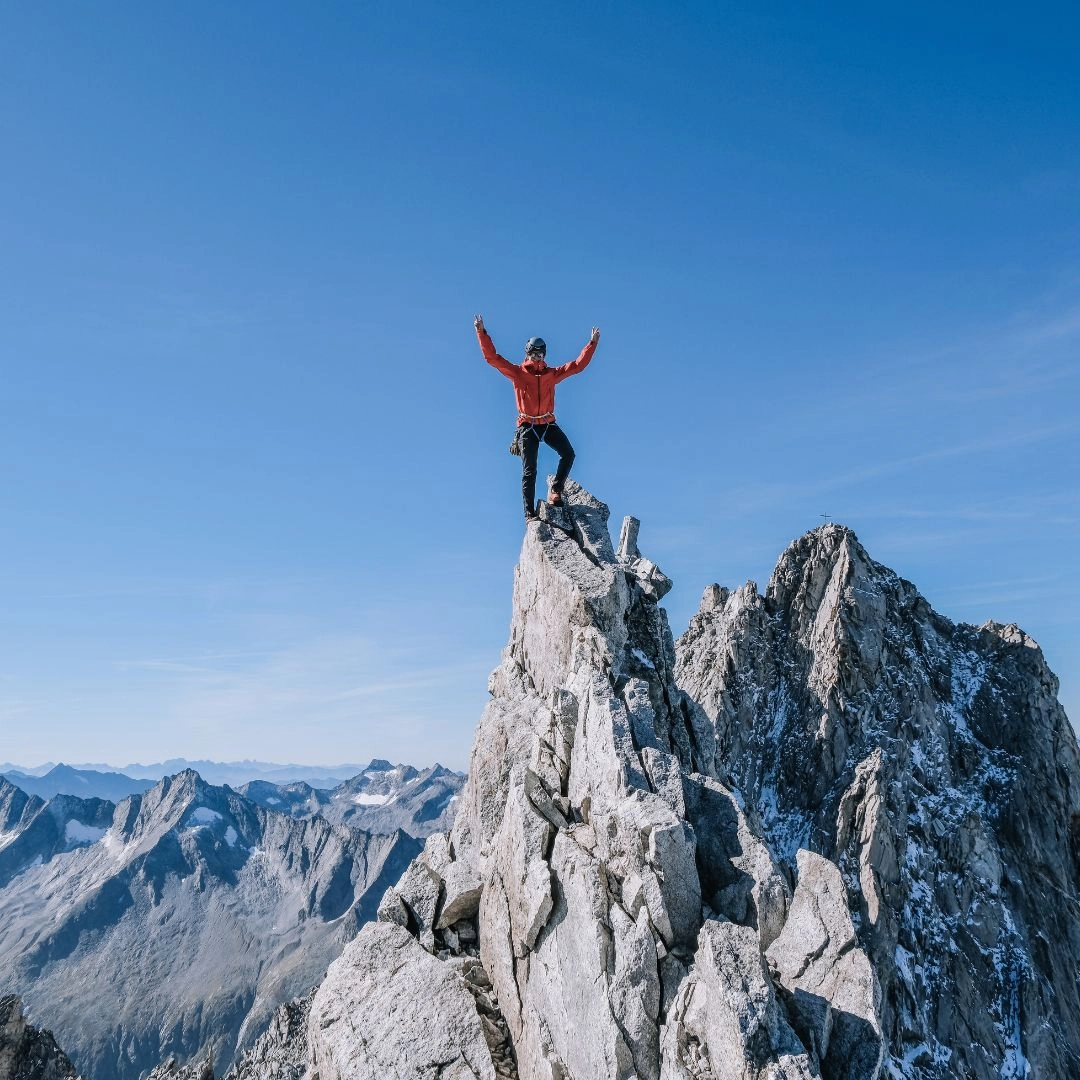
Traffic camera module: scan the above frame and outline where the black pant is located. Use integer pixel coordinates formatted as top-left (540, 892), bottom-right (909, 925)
top-left (520, 423), bottom-right (575, 514)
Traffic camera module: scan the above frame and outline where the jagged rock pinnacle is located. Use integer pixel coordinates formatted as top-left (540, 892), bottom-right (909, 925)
top-left (307, 482), bottom-right (883, 1080)
top-left (676, 520), bottom-right (1080, 1078)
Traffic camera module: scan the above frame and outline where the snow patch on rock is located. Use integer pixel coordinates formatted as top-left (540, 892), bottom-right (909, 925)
top-left (64, 820), bottom-right (106, 846)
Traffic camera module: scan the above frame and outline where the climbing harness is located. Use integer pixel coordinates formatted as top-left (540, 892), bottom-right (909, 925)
top-left (510, 421), bottom-right (553, 456)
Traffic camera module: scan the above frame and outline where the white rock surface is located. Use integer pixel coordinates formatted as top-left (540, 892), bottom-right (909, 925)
top-left (765, 851), bottom-right (882, 1079)
top-left (310, 923), bottom-right (499, 1080)
top-left (307, 486), bottom-right (882, 1080)
top-left (661, 919), bottom-right (815, 1080)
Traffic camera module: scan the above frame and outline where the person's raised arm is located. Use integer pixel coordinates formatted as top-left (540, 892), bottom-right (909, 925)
top-left (553, 326), bottom-right (600, 383)
top-left (474, 313), bottom-right (517, 379)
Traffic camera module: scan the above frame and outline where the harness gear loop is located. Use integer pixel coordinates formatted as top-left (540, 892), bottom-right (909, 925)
top-left (510, 421), bottom-right (551, 456)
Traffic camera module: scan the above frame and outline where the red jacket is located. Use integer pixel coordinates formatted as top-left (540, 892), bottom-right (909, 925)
top-left (478, 329), bottom-right (596, 426)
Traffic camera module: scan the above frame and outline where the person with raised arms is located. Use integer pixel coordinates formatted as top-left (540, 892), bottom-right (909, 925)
top-left (474, 313), bottom-right (600, 521)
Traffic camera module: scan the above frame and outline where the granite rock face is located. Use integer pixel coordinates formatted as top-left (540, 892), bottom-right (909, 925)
top-left (676, 524), bottom-right (1080, 1078)
top-left (306, 485), bottom-right (883, 1079)
top-left (310, 923), bottom-right (504, 1080)
top-left (0, 996), bottom-right (80, 1080)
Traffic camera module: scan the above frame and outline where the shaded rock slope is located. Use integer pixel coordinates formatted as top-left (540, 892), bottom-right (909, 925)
top-left (0, 772), bottom-right (419, 1080)
top-left (302, 484), bottom-right (886, 1079)
top-left (676, 524), bottom-right (1080, 1078)
top-left (0, 996), bottom-right (80, 1080)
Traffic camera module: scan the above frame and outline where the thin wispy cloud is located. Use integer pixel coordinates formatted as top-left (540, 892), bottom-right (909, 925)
top-left (104, 633), bottom-right (492, 766)
top-left (327, 668), bottom-right (487, 702)
top-left (854, 487), bottom-right (1080, 532)
top-left (1014, 303), bottom-right (1080, 348)
top-left (0, 700), bottom-right (40, 722)
top-left (822, 426), bottom-right (1072, 488)
top-left (933, 575), bottom-right (1055, 594)
top-left (929, 576), bottom-right (1063, 612)
top-left (865, 505), bottom-right (1079, 527)
top-left (116, 651), bottom-right (277, 675)
top-left (816, 291), bottom-right (1080, 415)
top-left (35, 575), bottom-right (331, 603)
top-left (714, 425), bottom-right (1071, 517)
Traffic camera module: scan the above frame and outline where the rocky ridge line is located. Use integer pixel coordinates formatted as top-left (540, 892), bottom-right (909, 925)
top-left (304, 483), bottom-right (884, 1079)
top-left (239, 761), bottom-right (465, 838)
top-left (675, 524), bottom-right (1080, 1078)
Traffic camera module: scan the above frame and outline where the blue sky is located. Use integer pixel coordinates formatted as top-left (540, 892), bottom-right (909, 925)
top-left (1, 3), bottom-right (1077, 771)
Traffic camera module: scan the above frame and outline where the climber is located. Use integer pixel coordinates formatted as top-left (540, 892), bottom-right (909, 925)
top-left (474, 313), bottom-right (600, 521)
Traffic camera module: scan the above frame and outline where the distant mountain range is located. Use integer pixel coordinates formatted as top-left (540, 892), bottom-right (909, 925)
top-left (1, 764), bottom-right (155, 802)
top-left (240, 759), bottom-right (465, 838)
top-left (0, 768), bottom-right (421, 1080)
top-left (1, 760), bottom-right (466, 838)
top-left (1, 758), bottom-right (372, 788)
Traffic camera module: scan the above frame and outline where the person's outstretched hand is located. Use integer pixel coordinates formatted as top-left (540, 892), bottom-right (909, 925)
top-left (590, 326), bottom-right (600, 344)
top-left (474, 314), bottom-right (485, 332)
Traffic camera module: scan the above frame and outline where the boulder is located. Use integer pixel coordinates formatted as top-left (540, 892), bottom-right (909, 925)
top-left (308, 923), bottom-right (499, 1080)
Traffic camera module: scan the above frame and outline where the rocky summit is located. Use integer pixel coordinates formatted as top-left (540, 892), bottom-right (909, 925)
top-left (290, 484), bottom-right (1079, 1079)
top-left (16, 483), bottom-right (1078, 1080)
top-left (300, 483), bottom-right (890, 1079)
top-left (675, 524), bottom-right (1080, 1078)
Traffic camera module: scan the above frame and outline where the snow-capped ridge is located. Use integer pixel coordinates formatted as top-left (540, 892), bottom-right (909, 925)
top-left (240, 761), bottom-right (465, 838)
